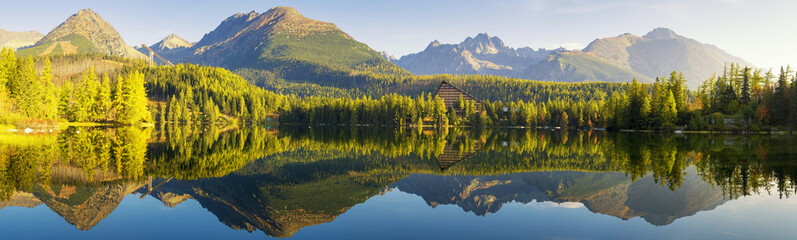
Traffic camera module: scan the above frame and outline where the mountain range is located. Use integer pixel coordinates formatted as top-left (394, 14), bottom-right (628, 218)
top-left (15, 9), bottom-right (145, 59)
top-left (392, 28), bottom-right (752, 87)
top-left (0, 29), bottom-right (43, 50)
top-left (4, 7), bottom-right (753, 89)
top-left (148, 7), bottom-right (390, 74)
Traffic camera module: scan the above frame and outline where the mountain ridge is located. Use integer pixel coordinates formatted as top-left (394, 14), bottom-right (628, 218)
top-left (395, 28), bottom-right (752, 86)
top-left (583, 27), bottom-right (752, 87)
top-left (158, 6), bottom-right (389, 73)
top-left (394, 33), bottom-right (563, 78)
top-left (16, 9), bottom-right (145, 59)
top-left (0, 29), bottom-right (43, 50)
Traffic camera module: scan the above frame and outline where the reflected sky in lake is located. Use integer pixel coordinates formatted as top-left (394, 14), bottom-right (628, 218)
top-left (0, 126), bottom-right (795, 239)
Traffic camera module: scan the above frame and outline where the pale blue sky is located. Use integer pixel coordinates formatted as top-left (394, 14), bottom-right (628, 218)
top-left (0, 0), bottom-right (793, 69)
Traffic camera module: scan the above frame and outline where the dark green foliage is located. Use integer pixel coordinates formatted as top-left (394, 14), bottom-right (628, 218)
top-left (140, 64), bottom-right (286, 123)
top-left (696, 63), bottom-right (795, 130)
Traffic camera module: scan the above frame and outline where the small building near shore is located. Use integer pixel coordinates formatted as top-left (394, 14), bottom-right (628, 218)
top-left (433, 81), bottom-right (482, 110)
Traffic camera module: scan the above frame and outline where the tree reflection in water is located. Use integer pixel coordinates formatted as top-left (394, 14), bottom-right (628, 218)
top-left (0, 126), bottom-right (795, 236)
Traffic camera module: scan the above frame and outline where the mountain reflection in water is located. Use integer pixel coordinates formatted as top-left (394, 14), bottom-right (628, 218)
top-left (0, 125), bottom-right (795, 238)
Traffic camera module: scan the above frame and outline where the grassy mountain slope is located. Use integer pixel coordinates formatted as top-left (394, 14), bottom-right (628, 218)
top-left (0, 29), bottom-right (43, 50)
top-left (524, 51), bottom-right (653, 83)
top-left (16, 9), bottom-right (145, 59)
top-left (584, 28), bottom-right (752, 87)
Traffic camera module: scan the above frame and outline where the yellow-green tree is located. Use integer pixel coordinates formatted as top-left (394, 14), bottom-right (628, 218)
top-left (40, 58), bottom-right (58, 120)
top-left (116, 71), bottom-right (150, 125)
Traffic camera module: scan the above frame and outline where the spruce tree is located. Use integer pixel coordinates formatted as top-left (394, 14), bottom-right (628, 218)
top-left (168, 96), bottom-right (179, 123)
top-left (40, 57), bottom-right (58, 120)
top-left (96, 73), bottom-right (112, 121)
top-left (116, 71), bottom-right (150, 125)
top-left (662, 90), bottom-right (678, 128)
top-left (11, 57), bottom-right (42, 118)
top-left (741, 67), bottom-right (751, 105)
top-left (58, 82), bottom-right (74, 121)
top-left (0, 47), bottom-right (13, 114)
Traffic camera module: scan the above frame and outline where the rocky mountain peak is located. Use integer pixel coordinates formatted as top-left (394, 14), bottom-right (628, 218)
top-left (151, 33), bottom-right (193, 50)
top-left (25, 8), bottom-right (145, 58)
top-left (644, 27), bottom-right (680, 40)
top-left (265, 6), bottom-right (301, 18)
top-left (379, 51), bottom-right (397, 61)
top-left (0, 29), bottom-right (43, 50)
top-left (461, 32), bottom-right (507, 54)
top-left (427, 40), bottom-right (442, 49)
top-left (74, 8), bottom-right (101, 20)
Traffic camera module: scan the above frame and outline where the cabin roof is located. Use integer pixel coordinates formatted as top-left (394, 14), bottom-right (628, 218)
top-left (433, 81), bottom-right (482, 104)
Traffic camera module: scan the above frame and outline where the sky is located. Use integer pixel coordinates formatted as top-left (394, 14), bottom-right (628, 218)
top-left (0, 0), bottom-right (794, 69)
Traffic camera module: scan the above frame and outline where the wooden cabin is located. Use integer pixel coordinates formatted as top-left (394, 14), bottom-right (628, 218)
top-left (434, 141), bottom-right (481, 171)
top-left (434, 81), bottom-right (482, 110)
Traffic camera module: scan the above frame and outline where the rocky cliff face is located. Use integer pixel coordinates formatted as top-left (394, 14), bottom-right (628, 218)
top-left (17, 9), bottom-right (145, 59)
top-left (33, 182), bottom-right (145, 230)
top-left (397, 28), bottom-right (751, 85)
top-left (150, 33), bottom-right (194, 50)
top-left (395, 33), bottom-right (561, 77)
top-left (165, 6), bottom-right (386, 71)
top-left (584, 28), bottom-right (752, 87)
top-left (392, 168), bottom-right (726, 225)
top-left (0, 191), bottom-right (43, 210)
top-left (0, 29), bottom-right (43, 50)
top-left (523, 50), bottom-right (653, 83)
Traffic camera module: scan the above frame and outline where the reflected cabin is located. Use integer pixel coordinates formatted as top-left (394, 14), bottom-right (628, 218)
top-left (434, 81), bottom-right (482, 114)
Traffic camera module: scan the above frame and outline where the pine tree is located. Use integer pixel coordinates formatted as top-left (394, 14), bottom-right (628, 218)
top-left (203, 99), bottom-right (219, 124)
top-left (116, 71), bottom-right (150, 125)
top-left (662, 90), bottom-right (678, 128)
top-left (791, 72), bottom-right (797, 127)
top-left (96, 73), bottom-right (112, 121)
top-left (10, 57), bottom-right (42, 118)
top-left (58, 82), bottom-right (74, 121)
top-left (741, 67), bottom-right (751, 105)
top-left (40, 57), bottom-right (58, 120)
top-left (237, 96), bottom-right (248, 120)
top-left (179, 97), bottom-right (191, 123)
top-left (0, 47), bottom-right (14, 114)
top-left (559, 111), bottom-right (569, 127)
top-left (433, 95), bottom-right (447, 127)
top-left (74, 69), bottom-right (98, 122)
top-left (168, 96), bottom-right (179, 123)
top-left (158, 103), bottom-right (166, 125)
top-left (771, 67), bottom-right (790, 125)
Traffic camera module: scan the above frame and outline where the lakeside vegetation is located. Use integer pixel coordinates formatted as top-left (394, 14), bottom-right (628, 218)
top-left (3, 45), bottom-right (796, 132)
top-left (0, 48), bottom-right (151, 127)
top-left (1, 126), bottom-right (795, 202)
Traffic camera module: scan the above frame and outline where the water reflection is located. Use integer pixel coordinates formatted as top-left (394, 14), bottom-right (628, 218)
top-left (0, 126), bottom-right (795, 237)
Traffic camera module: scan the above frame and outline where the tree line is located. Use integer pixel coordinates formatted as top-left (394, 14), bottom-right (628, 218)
top-left (0, 47), bottom-right (151, 126)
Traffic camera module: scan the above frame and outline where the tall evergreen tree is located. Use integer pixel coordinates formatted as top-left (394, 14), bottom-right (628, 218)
top-left (0, 47), bottom-right (16, 115)
top-left (116, 71), bottom-right (150, 125)
top-left (771, 67), bottom-right (790, 125)
top-left (58, 81), bottom-right (74, 121)
top-left (741, 67), bottom-right (751, 105)
top-left (96, 73), bottom-right (112, 121)
top-left (168, 96), bottom-right (179, 123)
top-left (662, 90), bottom-right (678, 128)
top-left (40, 57), bottom-right (58, 120)
top-left (10, 57), bottom-right (41, 118)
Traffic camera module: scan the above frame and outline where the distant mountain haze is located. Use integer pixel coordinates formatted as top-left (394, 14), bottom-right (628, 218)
top-left (584, 28), bottom-right (753, 88)
top-left (393, 28), bottom-right (752, 87)
top-left (0, 29), bottom-right (43, 50)
top-left (394, 33), bottom-right (563, 77)
top-left (153, 6), bottom-right (391, 73)
top-left (6, 7), bottom-right (753, 88)
top-left (15, 9), bottom-right (145, 59)
top-left (150, 33), bottom-right (194, 50)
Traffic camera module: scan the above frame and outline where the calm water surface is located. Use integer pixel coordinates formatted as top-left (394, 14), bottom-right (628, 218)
top-left (0, 126), bottom-right (795, 239)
